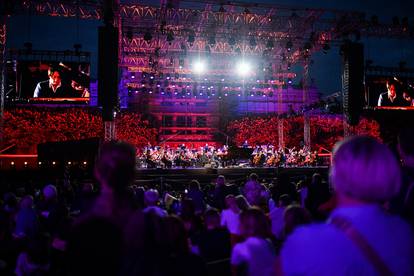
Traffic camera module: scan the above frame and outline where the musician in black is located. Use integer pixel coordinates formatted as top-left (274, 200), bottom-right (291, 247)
top-left (33, 67), bottom-right (71, 98)
top-left (377, 79), bottom-right (406, 106)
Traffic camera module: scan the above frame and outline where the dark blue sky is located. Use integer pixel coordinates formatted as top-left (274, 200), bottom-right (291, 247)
top-left (6, 0), bottom-right (414, 96)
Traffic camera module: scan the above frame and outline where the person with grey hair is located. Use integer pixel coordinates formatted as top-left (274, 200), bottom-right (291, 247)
top-left (37, 184), bottom-right (67, 235)
top-left (278, 136), bottom-right (414, 276)
top-left (143, 189), bottom-right (167, 217)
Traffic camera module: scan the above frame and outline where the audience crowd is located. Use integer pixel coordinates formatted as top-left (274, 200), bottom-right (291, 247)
top-left (1, 131), bottom-right (414, 276)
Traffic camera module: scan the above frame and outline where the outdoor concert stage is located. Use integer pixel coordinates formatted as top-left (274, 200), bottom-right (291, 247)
top-left (134, 166), bottom-right (329, 188)
top-left (0, 165), bottom-right (329, 194)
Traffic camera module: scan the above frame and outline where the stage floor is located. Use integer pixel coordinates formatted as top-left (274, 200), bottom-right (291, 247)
top-left (0, 165), bottom-right (329, 194)
top-left (135, 166), bottom-right (329, 187)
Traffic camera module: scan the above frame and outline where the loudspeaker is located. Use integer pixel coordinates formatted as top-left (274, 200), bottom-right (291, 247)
top-left (341, 42), bottom-right (364, 125)
top-left (37, 138), bottom-right (102, 164)
top-left (98, 25), bottom-right (119, 121)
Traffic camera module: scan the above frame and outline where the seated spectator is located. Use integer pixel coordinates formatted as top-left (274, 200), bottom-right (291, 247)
top-left (70, 182), bottom-right (97, 215)
top-left (279, 136), bottom-right (414, 276)
top-left (221, 195), bottom-right (241, 245)
top-left (243, 173), bottom-right (268, 206)
top-left (296, 179), bottom-right (309, 208)
top-left (143, 189), bottom-right (167, 217)
top-left (305, 173), bottom-right (331, 220)
top-left (235, 195), bottom-right (250, 212)
top-left (271, 175), bottom-right (297, 203)
top-left (282, 204), bottom-right (311, 237)
top-left (15, 234), bottom-right (51, 276)
top-left (132, 186), bottom-right (146, 210)
top-left (14, 195), bottom-right (39, 239)
top-left (187, 180), bottom-right (205, 214)
top-left (37, 184), bottom-right (68, 235)
top-left (211, 176), bottom-right (240, 210)
top-left (66, 217), bottom-right (123, 276)
top-left (269, 194), bottom-right (292, 240)
top-left (163, 215), bottom-right (207, 276)
top-left (231, 208), bottom-right (276, 276)
top-left (180, 198), bottom-right (203, 238)
top-left (192, 208), bottom-right (231, 275)
top-left (2, 192), bottom-right (19, 218)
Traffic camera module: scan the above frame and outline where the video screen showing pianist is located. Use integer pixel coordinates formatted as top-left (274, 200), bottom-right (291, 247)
top-left (33, 65), bottom-right (89, 98)
top-left (377, 79), bottom-right (409, 107)
top-left (365, 76), bottom-right (414, 108)
top-left (12, 61), bottom-right (90, 102)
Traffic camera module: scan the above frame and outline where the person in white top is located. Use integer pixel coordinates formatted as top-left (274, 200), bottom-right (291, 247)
top-left (279, 136), bottom-right (414, 276)
top-left (220, 195), bottom-right (241, 236)
top-left (269, 194), bottom-right (291, 240)
top-left (231, 208), bottom-right (276, 276)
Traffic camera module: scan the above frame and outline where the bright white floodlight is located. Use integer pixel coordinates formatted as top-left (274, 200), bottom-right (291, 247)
top-left (236, 61), bottom-right (251, 77)
top-left (193, 60), bottom-right (206, 74)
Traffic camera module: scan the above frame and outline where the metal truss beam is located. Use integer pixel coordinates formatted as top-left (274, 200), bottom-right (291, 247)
top-left (0, 17), bottom-right (7, 145)
top-left (20, 0), bottom-right (102, 20)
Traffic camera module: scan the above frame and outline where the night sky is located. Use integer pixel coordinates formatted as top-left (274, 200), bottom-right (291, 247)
top-left (5, 0), bottom-right (414, 96)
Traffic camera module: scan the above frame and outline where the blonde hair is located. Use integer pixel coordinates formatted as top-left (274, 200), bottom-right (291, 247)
top-left (330, 136), bottom-right (401, 202)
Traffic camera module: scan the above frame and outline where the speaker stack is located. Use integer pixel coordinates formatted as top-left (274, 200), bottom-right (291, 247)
top-left (341, 42), bottom-right (364, 126)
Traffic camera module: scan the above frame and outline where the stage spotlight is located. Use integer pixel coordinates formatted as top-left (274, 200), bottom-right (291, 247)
top-left (287, 78), bottom-right (293, 84)
top-left (193, 60), bottom-right (206, 74)
top-left (236, 61), bottom-right (251, 77)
